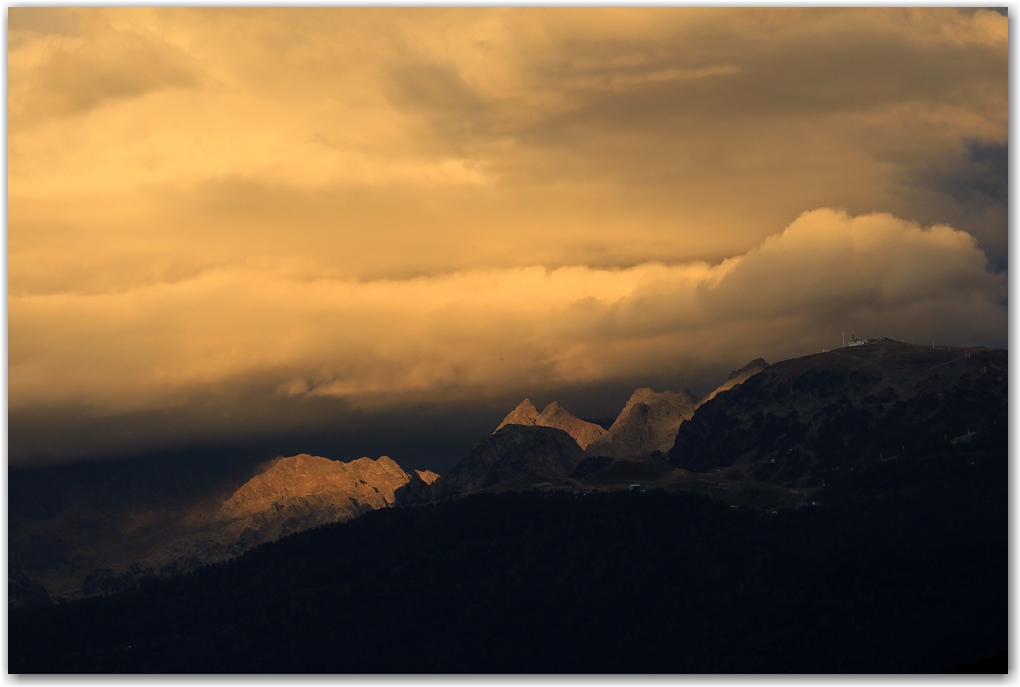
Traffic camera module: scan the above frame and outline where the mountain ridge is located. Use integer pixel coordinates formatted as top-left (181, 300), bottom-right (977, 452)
top-left (10, 342), bottom-right (1006, 603)
top-left (669, 342), bottom-right (1006, 483)
top-left (495, 399), bottom-right (608, 450)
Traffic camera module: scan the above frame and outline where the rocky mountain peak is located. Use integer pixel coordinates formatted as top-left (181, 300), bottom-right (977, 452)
top-left (415, 469), bottom-right (440, 485)
top-left (496, 398), bottom-right (607, 450)
top-left (216, 454), bottom-right (411, 522)
top-left (623, 387), bottom-right (699, 412)
top-left (496, 399), bottom-right (540, 430)
top-left (585, 387), bottom-right (699, 460)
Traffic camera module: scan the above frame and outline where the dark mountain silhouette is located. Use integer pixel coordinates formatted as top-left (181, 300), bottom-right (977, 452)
top-left (585, 387), bottom-right (699, 459)
top-left (432, 424), bottom-right (588, 499)
top-left (669, 342), bottom-right (1007, 483)
top-left (495, 399), bottom-right (607, 450)
top-left (471, 467), bottom-right (588, 494)
top-left (8, 565), bottom-right (53, 610)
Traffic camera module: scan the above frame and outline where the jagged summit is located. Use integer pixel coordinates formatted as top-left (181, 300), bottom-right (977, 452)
top-left (495, 399), bottom-right (607, 450)
top-left (414, 469), bottom-right (440, 485)
top-left (217, 454), bottom-right (410, 521)
top-left (585, 387), bottom-right (699, 460)
top-left (496, 399), bottom-right (540, 430)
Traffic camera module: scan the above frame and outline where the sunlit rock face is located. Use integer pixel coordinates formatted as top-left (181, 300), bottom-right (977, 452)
top-left (414, 469), bottom-right (440, 485)
top-left (585, 388), bottom-right (700, 460)
top-left (434, 425), bottom-right (588, 499)
top-left (56, 454), bottom-right (421, 600)
top-left (496, 399), bottom-right (541, 430)
top-left (496, 399), bottom-right (607, 450)
top-left (535, 402), bottom-right (608, 451)
top-left (218, 454), bottom-right (409, 521)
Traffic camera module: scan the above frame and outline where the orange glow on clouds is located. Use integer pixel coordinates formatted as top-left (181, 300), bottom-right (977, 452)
top-left (8, 8), bottom-right (1007, 460)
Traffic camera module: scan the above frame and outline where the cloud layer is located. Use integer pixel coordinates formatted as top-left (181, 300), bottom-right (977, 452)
top-left (10, 209), bottom-right (1006, 463)
top-left (7, 8), bottom-right (1007, 464)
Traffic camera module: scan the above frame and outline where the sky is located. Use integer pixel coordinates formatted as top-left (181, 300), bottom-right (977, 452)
top-left (8, 8), bottom-right (1008, 470)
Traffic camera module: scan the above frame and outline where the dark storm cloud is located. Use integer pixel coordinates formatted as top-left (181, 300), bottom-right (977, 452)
top-left (898, 141), bottom-right (1008, 271)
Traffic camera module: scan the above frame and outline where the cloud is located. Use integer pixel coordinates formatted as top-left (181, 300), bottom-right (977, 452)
top-left (7, 9), bottom-right (1007, 464)
top-left (9, 9), bottom-right (1007, 270)
top-left (893, 140), bottom-right (1008, 272)
top-left (9, 9), bottom-right (201, 128)
top-left (8, 7), bottom-right (82, 39)
top-left (9, 209), bottom-right (1005, 464)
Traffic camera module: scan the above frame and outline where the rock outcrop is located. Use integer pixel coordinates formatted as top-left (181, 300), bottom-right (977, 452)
top-left (394, 470), bottom-right (440, 507)
top-left (496, 399), bottom-right (541, 430)
top-left (495, 399), bottom-right (607, 450)
top-left (585, 387), bottom-right (700, 460)
top-left (217, 454), bottom-right (409, 521)
top-left (415, 470), bottom-right (440, 485)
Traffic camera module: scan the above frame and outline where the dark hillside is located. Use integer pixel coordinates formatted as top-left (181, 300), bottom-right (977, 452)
top-left (10, 426), bottom-right (1005, 673)
top-left (8, 447), bottom-right (273, 598)
top-left (670, 343), bottom-right (1006, 483)
top-left (432, 424), bottom-right (587, 499)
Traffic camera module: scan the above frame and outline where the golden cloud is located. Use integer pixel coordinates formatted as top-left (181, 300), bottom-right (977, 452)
top-left (9, 210), bottom-right (1005, 417)
top-left (7, 9), bottom-right (1007, 460)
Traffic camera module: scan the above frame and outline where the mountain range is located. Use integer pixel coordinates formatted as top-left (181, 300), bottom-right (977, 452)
top-left (8, 339), bottom-right (1007, 672)
top-left (8, 340), bottom-right (1007, 607)
top-left (10, 453), bottom-right (435, 601)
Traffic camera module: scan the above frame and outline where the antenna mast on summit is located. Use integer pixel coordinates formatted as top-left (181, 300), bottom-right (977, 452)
top-left (842, 332), bottom-right (845, 348)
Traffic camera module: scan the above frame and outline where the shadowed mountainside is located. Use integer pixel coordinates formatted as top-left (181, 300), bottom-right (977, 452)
top-left (10, 342), bottom-right (1006, 610)
top-left (8, 565), bottom-right (53, 610)
top-left (432, 425), bottom-right (588, 500)
top-left (669, 342), bottom-right (1007, 485)
top-left (7, 342), bottom-right (1007, 672)
top-left (11, 431), bottom-right (1006, 673)
top-left (9, 453), bottom-right (427, 601)
top-left (584, 387), bottom-right (700, 460)
top-left (698, 358), bottom-right (769, 406)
